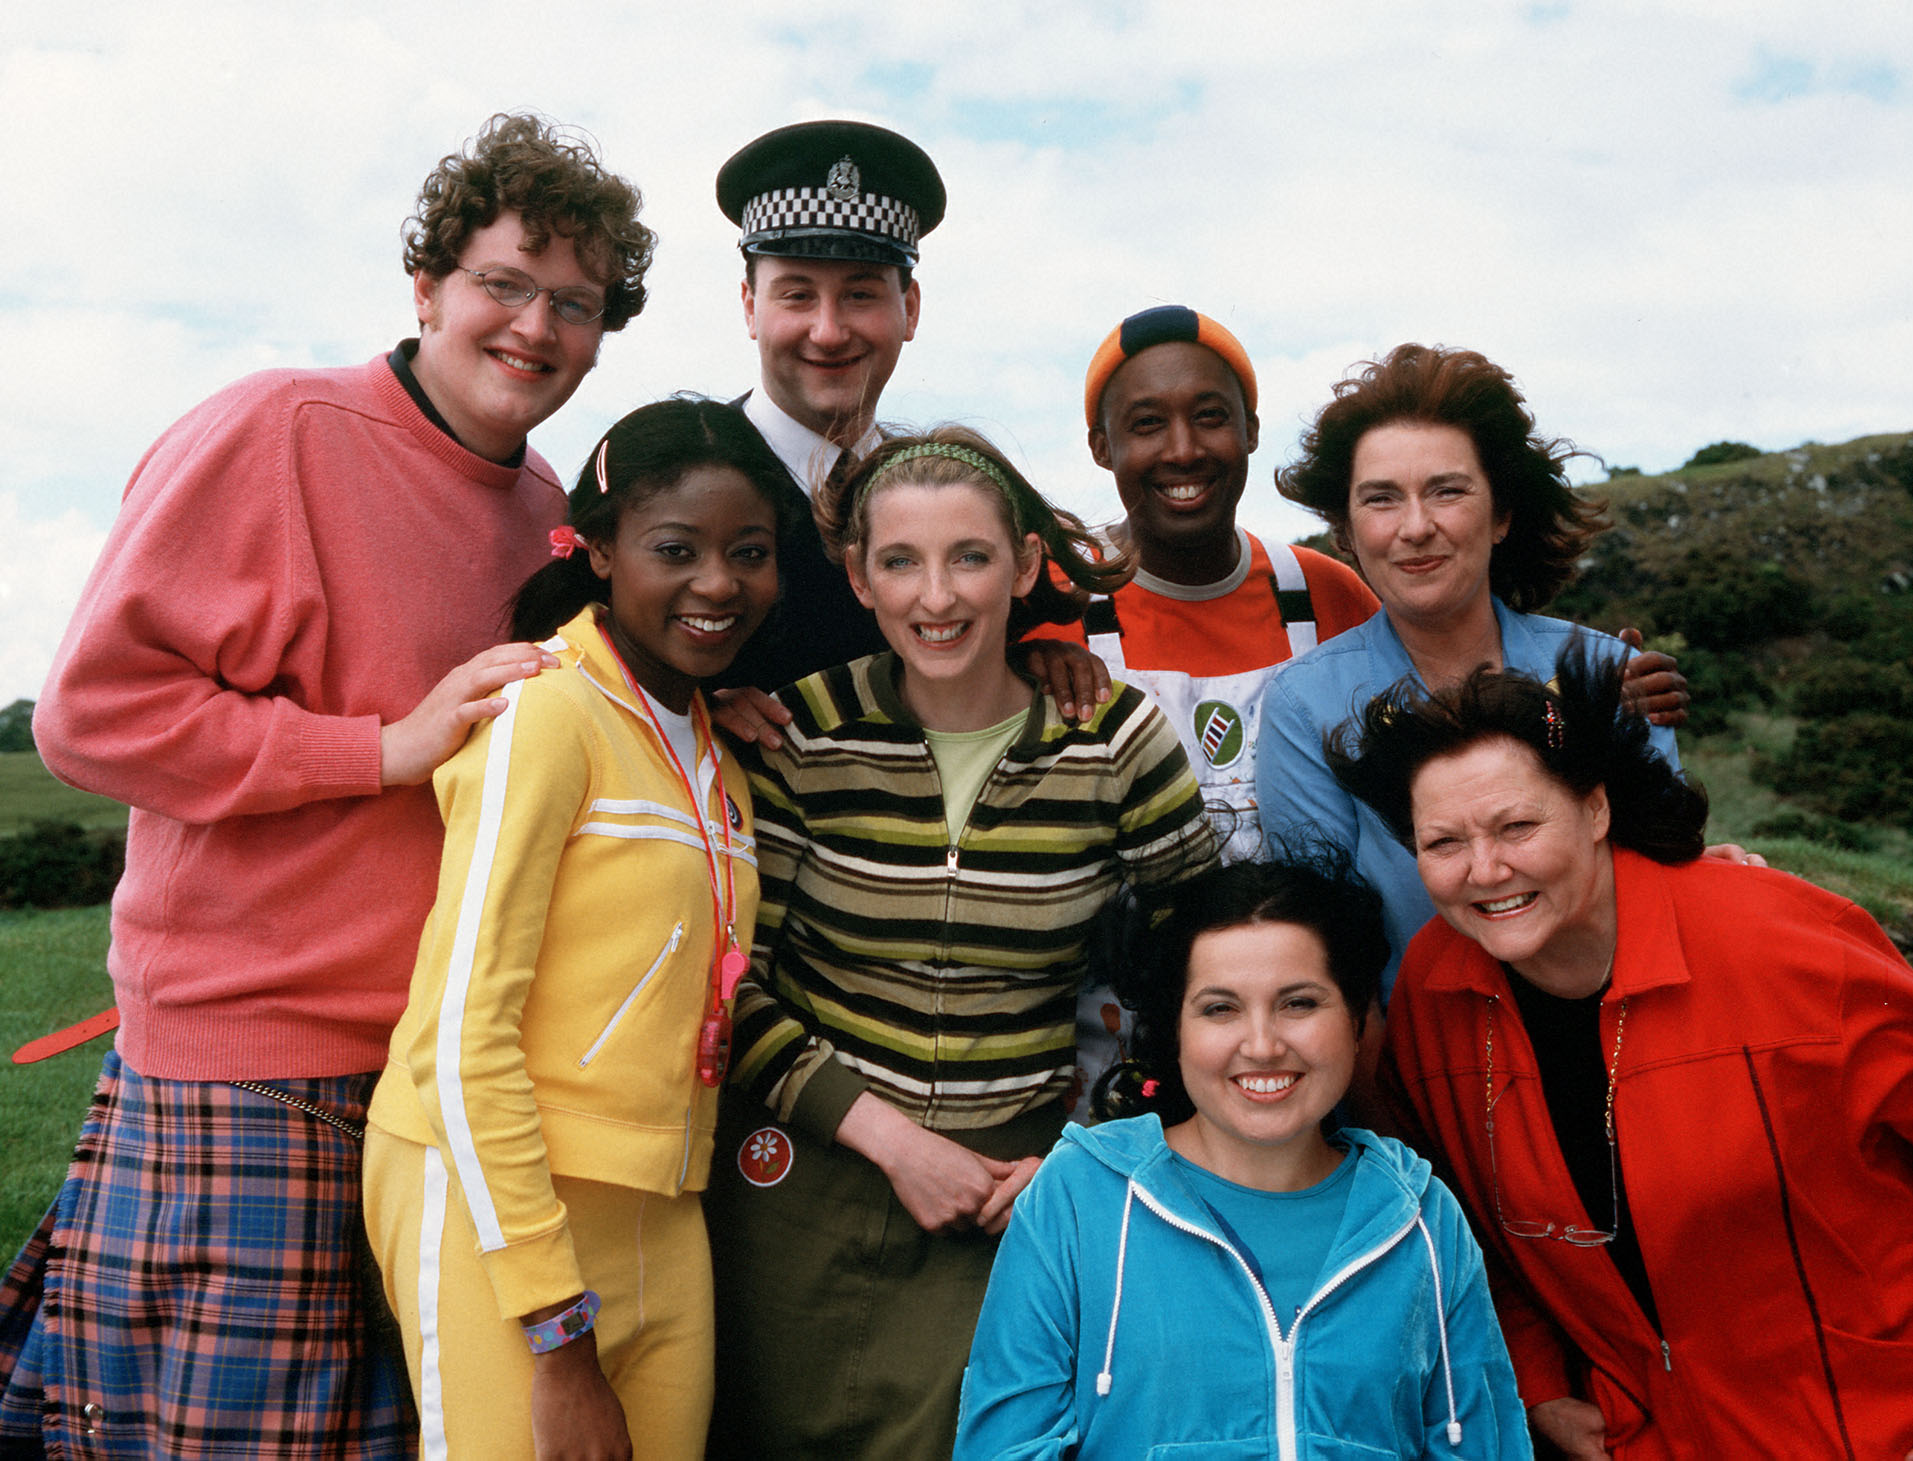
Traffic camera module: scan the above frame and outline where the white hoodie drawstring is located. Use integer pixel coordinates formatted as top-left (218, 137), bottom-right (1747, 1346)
top-left (1096, 1183), bottom-right (1137, 1397)
top-left (1098, 1150), bottom-right (1466, 1445)
top-left (1416, 1215), bottom-right (1463, 1446)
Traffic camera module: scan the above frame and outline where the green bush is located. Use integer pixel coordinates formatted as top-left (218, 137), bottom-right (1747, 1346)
top-left (1754, 713), bottom-right (1913, 829)
top-left (0, 701), bottom-right (33, 754)
top-left (0, 821), bottom-right (125, 909)
top-left (1681, 441), bottom-right (1763, 469)
top-left (1846, 605), bottom-right (1913, 667)
top-left (1789, 658), bottom-right (1913, 720)
top-left (1668, 646), bottom-right (1767, 739)
top-left (1645, 553), bottom-right (1813, 652)
top-left (1815, 593), bottom-right (1878, 643)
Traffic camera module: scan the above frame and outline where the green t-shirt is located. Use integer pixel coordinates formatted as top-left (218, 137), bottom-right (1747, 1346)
top-left (924, 710), bottom-right (1028, 842)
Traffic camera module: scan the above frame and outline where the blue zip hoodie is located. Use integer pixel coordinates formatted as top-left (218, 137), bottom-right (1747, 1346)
top-left (956, 1117), bottom-right (1531, 1460)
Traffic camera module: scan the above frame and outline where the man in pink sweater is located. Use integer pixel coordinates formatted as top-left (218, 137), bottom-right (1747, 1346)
top-left (0, 114), bottom-right (654, 1458)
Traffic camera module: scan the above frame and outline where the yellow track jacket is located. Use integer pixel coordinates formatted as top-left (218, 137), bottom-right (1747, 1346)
top-left (368, 604), bottom-right (759, 1319)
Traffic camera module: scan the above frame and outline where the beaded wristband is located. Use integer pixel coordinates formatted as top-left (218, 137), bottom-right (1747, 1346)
top-left (523, 1289), bottom-right (601, 1354)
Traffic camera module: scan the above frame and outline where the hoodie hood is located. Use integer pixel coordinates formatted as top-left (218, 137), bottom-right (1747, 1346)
top-left (1061, 1113), bottom-right (1434, 1248)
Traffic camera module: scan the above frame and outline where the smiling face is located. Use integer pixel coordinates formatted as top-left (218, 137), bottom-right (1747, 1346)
top-left (743, 256), bottom-right (920, 445)
top-left (1410, 736), bottom-right (1617, 993)
top-left (411, 211), bottom-right (606, 463)
top-left (845, 478), bottom-right (1041, 729)
top-left (1090, 341), bottom-right (1259, 586)
top-left (1345, 420), bottom-right (1509, 635)
top-left (587, 465), bottom-right (778, 714)
top-left (1168, 919), bottom-right (1357, 1191)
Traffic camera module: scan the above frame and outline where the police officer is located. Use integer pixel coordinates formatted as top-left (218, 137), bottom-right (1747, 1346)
top-left (711, 119), bottom-right (1108, 729)
top-left (714, 118), bottom-right (943, 691)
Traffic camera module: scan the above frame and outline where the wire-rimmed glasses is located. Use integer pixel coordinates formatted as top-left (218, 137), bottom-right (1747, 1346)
top-left (458, 266), bottom-right (606, 326)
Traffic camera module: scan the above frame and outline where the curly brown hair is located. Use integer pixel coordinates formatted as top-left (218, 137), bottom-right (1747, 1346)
top-left (818, 425), bottom-right (1132, 640)
top-left (1278, 343), bottom-right (1609, 612)
top-left (402, 113), bottom-right (656, 332)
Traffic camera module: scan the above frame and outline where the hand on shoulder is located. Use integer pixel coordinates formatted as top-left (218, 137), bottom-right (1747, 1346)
top-left (380, 642), bottom-right (559, 786)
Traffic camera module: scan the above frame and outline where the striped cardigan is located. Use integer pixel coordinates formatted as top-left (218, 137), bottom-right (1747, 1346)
top-left (729, 653), bottom-right (1217, 1138)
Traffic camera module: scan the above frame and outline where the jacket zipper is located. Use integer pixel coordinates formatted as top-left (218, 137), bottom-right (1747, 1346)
top-left (930, 736), bottom-right (1021, 1120)
top-left (933, 734), bottom-right (1026, 937)
top-left (1597, 996), bottom-right (1674, 1386)
top-left (1277, 1212), bottom-right (1420, 1459)
top-left (577, 922), bottom-right (684, 1068)
top-left (677, 1104), bottom-right (695, 1188)
top-left (1131, 1181), bottom-right (1416, 1461)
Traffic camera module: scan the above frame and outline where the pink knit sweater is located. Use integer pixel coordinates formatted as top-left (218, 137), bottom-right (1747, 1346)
top-left (35, 356), bottom-right (566, 1079)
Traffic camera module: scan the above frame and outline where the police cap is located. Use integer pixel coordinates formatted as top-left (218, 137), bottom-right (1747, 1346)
top-left (717, 119), bottom-right (946, 269)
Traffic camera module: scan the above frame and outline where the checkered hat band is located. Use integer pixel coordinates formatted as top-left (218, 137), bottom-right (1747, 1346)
top-left (741, 188), bottom-right (921, 248)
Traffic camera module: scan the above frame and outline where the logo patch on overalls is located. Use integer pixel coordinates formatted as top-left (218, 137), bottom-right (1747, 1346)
top-left (1192, 700), bottom-right (1246, 770)
top-left (738, 1126), bottom-right (794, 1187)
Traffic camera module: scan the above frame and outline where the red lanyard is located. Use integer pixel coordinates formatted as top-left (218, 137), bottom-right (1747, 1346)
top-left (598, 626), bottom-right (748, 1085)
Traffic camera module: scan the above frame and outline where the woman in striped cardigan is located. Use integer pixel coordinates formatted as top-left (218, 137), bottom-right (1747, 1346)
top-left (704, 426), bottom-right (1219, 1460)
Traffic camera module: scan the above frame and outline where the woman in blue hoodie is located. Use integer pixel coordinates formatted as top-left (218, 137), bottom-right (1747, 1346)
top-left (956, 857), bottom-right (1530, 1460)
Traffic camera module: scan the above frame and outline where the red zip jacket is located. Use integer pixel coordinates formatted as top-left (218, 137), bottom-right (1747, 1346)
top-left (1384, 848), bottom-right (1913, 1459)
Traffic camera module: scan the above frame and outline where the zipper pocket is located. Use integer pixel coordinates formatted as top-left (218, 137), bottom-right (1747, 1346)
top-left (578, 922), bottom-right (684, 1068)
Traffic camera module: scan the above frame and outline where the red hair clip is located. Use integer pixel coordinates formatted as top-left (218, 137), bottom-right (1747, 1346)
top-left (548, 525), bottom-right (585, 559)
top-left (1543, 700), bottom-right (1565, 752)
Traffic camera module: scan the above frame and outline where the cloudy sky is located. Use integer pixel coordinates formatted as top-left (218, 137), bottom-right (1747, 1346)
top-left (3, 1), bottom-right (1908, 705)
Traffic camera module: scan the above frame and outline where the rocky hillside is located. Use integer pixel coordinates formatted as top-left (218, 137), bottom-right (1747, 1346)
top-left (1554, 433), bottom-right (1913, 835)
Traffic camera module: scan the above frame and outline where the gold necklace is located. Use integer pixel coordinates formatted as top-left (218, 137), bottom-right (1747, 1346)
top-left (1482, 989), bottom-right (1627, 1245)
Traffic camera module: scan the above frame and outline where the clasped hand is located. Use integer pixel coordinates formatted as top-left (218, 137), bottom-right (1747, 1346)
top-left (836, 1092), bottom-right (1043, 1235)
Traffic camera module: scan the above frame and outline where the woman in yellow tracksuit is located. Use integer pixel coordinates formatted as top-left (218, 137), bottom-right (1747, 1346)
top-left (363, 399), bottom-right (791, 1460)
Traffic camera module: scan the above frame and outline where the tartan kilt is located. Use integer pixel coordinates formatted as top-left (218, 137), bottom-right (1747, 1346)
top-left (0, 1050), bottom-right (415, 1459)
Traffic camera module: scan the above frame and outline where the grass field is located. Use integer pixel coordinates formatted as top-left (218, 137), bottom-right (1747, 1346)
top-left (0, 750), bottom-right (128, 836)
top-left (1682, 714), bottom-right (1913, 945)
top-left (1, 754), bottom-right (123, 1253)
top-left (1, 904), bottom-right (113, 1257)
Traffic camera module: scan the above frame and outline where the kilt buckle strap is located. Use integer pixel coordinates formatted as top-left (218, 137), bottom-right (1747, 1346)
top-left (228, 1080), bottom-right (366, 1141)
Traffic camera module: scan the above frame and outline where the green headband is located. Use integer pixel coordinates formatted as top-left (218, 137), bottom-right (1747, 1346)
top-left (868, 442), bottom-right (1027, 530)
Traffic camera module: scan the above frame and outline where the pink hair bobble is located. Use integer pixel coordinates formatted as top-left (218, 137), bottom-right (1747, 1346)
top-left (1141, 1079), bottom-right (1160, 1098)
top-left (548, 525), bottom-right (586, 559)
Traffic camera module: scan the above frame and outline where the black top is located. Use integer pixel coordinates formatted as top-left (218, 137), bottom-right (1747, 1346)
top-left (386, 340), bottom-right (526, 469)
top-left (1506, 971), bottom-right (1662, 1333)
top-left (712, 407), bottom-right (888, 694)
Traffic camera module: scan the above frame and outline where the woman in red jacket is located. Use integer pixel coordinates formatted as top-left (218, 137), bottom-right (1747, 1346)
top-left (1328, 644), bottom-right (1913, 1461)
